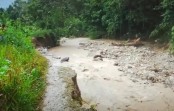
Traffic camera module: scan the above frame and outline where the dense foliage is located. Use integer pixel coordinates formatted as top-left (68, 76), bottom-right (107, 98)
top-left (4, 0), bottom-right (174, 43)
top-left (0, 0), bottom-right (174, 110)
top-left (0, 20), bottom-right (47, 111)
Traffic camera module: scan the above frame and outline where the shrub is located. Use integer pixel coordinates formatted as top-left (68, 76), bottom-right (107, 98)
top-left (0, 20), bottom-right (48, 111)
top-left (0, 45), bottom-right (47, 111)
top-left (0, 20), bottom-right (34, 52)
top-left (32, 29), bottom-right (52, 37)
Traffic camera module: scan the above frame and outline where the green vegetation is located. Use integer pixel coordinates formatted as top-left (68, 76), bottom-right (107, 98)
top-left (0, 20), bottom-right (47, 111)
top-left (2, 0), bottom-right (173, 50)
top-left (0, 45), bottom-right (47, 111)
top-left (0, 0), bottom-right (174, 110)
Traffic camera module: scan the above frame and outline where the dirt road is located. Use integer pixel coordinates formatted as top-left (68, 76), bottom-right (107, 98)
top-left (42, 38), bottom-right (174, 111)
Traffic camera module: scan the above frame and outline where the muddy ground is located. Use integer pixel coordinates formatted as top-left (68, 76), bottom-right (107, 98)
top-left (41, 38), bottom-right (174, 111)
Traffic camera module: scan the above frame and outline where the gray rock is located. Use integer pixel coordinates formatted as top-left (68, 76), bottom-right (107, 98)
top-left (127, 65), bottom-right (133, 69)
top-left (118, 68), bottom-right (123, 72)
top-left (146, 73), bottom-right (158, 83)
top-left (93, 57), bottom-right (103, 61)
top-left (61, 57), bottom-right (69, 63)
top-left (165, 76), bottom-right (174, 87)
top-left (53, 56), bottom-right (61, 59)
top-left (132, 79), bottom-right (138, 83)
top-left (82, 69), bottom-right (89, 72)
top-left (114, 63), bottom-right (119, 66)
top-left (93, 55), bottom-right (103, 61)
top-left (42, 48), bottom-right (48, 54)
top-left (79, 42), bottom-right (86, 46)
top-left (80, 40), bottom-right (174, 86)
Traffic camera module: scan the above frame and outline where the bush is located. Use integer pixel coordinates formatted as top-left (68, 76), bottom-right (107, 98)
top-left (0, 45), bottom-right (47, 111)
top-left (32, 29), bottom-right (52, 37)
top-left (0, 20), bottom-right (34, 52)
top-left (0, 20), bottom-right (48, 111)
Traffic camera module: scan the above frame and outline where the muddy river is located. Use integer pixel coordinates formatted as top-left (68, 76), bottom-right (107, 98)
top-left (42, 38), bottom-right (174, 111)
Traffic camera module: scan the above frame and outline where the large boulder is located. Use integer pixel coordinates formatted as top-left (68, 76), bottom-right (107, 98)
top-left (61, 57), bottom-right (70, 63)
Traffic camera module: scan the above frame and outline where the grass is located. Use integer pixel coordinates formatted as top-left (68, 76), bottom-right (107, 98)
top-left (0, 45), bottom-right (48, 111)
top-left (0, 20), bottom-right (49, 111)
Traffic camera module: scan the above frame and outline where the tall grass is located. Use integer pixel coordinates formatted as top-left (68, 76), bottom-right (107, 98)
top-left (0, 20), bottom-right (48, 111)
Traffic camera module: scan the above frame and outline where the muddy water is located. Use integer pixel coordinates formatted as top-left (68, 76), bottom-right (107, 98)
top-left (47, 38), bottom-right (174, 111)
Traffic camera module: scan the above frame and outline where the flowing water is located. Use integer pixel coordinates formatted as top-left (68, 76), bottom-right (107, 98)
top-left (43, 38), bottom-right (174, 111)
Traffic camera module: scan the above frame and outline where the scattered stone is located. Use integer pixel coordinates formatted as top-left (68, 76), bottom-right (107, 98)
top-left (164, 71), bottom-right (170, 77)
top-left (79, 43), bottom-right (86, 46)
top-left (80, 39), bottom-right (174, 87)
top-left (130, 96), bottom-right (135, 98)
top-left (132, 79), bottom-right (138, 83)
top-left (93, 54), bottom-right (103, 58)
top-left (37, 47), bottom-right (48, 54)
top-left (103, 78), bottom-right (110, 81)
top-left (93, 55), bottom-right (103, 61)
top-left (169, 59), bottom-right (174, 62)
top-left (82, 69), bottom-right (89, 72)
top-left (165, 76), bottom-right (174, 88)
top-left (93, 57), bottom-right (103, 61)
top-left (127, 65), bottom-right (133, 69)
top-left (146, 73), bottom-right (158, 83)
top-left (118, 68), bottom-right (124, 72)
top-left (125, 105), bottom-right (130, 107)
top-left (150, 68), bottom-right (162, 73)
top-left (114, 63), bottom-right (119, 66)
top-left (53, 56), bottom-right (61, 59)
top-left (100, 49), bottom-right (108, 55)
top-left (61, 57), bottom-right (69, 63)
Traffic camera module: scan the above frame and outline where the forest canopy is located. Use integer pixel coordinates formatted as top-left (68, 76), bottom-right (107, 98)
top-left (0, 0), bottom-right (174, 45)
top-left (0, 0), bottom-right (174, 110)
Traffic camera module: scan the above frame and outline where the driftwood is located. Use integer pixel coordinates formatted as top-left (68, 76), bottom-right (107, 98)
top-left (111, 38), bottom-right (144, 47)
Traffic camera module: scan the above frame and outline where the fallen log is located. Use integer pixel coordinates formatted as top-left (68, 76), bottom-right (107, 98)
top-left (111, 38), bottom-right (144, 47)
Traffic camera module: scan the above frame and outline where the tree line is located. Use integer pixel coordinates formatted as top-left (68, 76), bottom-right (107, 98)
top-left (0, 0), bottom-right (174, 44)
top-left (0, 0), bottom-right (174, 110)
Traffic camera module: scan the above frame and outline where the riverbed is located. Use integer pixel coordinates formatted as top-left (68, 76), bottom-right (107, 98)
top-left (42, 38), bottom-right (174, 111)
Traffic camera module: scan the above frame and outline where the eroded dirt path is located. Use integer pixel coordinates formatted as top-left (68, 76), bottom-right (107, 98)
top-left (43, 38), bottom-right (174, 111)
